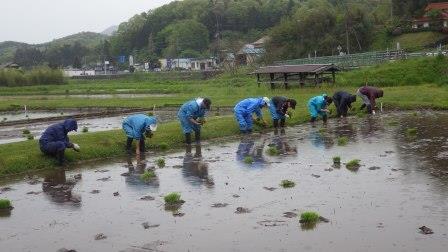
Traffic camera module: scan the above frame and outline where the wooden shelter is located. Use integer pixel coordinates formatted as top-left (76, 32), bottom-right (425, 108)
top-left (252, 64), bottom-right (340, 89)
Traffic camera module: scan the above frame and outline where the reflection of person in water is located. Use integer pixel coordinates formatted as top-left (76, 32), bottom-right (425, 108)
top-left (42, 169), bottom-right (81, 206)
top-left (125, 153), bottom-right (159, 189)
top-left (359, 116), bottom-right (384, 139)
top-left (236, 136), bottom-right (266, 168)
top-left (270, 129), bottom-right (297, 155)
top-left (182, 144), bottom-right (214, 188)
top-left (309, 130), bottom-right (334, 150)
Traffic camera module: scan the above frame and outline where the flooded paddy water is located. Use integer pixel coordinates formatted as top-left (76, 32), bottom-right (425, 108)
top-left (0, 108), bottom-right (232, 144)
top-left (1, 111), bottom-right (448, 251)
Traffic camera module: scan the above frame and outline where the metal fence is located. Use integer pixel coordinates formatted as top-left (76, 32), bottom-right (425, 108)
top-left (274, 50), bottom-right (429, 69)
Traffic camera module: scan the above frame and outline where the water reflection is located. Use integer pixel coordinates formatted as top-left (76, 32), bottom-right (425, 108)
top-left (309, 130), bottom-right (334, 150)
top-left (41, 169), bottom-right (81, 206)
top-left (332, 118), bottom-right (357, 143)
top-left (182, 144), bottom-right (214, 188)
top-left (124, 154), bottom-right (160, 188)
top-left (236, 135), bottom-right (266, 168)
top-left (269, 129), bottom-right (298, 156)
top-left (396, 113), bottom-right (448, 180)
top-left (358, 116), bottom-right (385, 140)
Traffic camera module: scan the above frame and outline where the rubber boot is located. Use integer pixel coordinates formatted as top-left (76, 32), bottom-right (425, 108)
top-left (322, 114), bottom-right (328, 123)
top-left (310, 117), bottom-right (316, 123)
top-left (367, 105), bottom-right (373, 114)
top-left (280, 119), bottom-right (286, 127)
top-left (185, 133), bottom-right (192, 145)
top-left (247, 129), bottom-right (253, 134)
top-left (139, 139), bottom-right (145, 153)
top-left (56, 150), bottom-right (65, 166)
top-left (126, 138), bottom-right (133, 154)
top-left (360, 104), bottom-right (366, 110)
top-left (273, 119), bottom-right (279, 128)
top-left (195, 130), bottom-right (201, 144)
top-left (240, 129), bottom-right (247, 134)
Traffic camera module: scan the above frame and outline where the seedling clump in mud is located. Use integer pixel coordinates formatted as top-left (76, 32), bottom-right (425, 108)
top-left (26, 135), bottom-right (34, 140)
top-left (333, 156), bottom-right (341, 164)
top-left (300, 211), bottom-right (320, 223)
top-left (140, 170), bottom-right (156, 181)
top-left (82, 127), bottom-right (89, 133)
top-left (406, 128), bottom-right (417, 136)
top-left (266, 146), bottom-right (280, 156)
top-left (22, 129), bottom-right (30, 135)
top-left (243, 156), bottom-right (254, 164)
top-left (156, 158), bottom-right (165, 168)
top-left (346, 159), bottom-right (361, 170)
top-left (0, 199), bottom-right (12, 209)
top-left (164, 192), bottom-right (184, 205)
top-left (158, 143), bottom-right (169, 151)
top-left (337, 136), bottom-right (349, 146)
top-left (280, 180), bottom-right (295, 188)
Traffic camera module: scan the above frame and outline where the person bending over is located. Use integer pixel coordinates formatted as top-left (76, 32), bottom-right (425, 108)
top-left (122, 114), bottom-right (158, 155)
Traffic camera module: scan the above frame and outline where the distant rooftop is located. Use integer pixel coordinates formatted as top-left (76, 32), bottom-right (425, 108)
top-left (252, 64), bottom-right (340, 74)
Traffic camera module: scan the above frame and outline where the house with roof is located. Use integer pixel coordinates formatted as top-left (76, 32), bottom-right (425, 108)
top-left (235, 36), bottom-right (269, 65)
top-left (412, 2), bottom-right (448, 30)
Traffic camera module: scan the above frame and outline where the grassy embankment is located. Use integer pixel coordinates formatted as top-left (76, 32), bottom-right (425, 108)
top-left (0, 57), bottom-right (448, 176)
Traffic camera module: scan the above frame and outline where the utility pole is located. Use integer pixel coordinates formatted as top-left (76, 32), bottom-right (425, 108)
top-left (346, 19), bottom-right (350, 55)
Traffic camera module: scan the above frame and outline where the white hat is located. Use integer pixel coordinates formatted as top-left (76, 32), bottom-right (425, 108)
top-left (263, 97), bottom-right (271, 106)
top-left (149, 124), bottom-right (158, 132)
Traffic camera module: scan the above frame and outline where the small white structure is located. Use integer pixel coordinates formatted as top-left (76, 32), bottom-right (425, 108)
top-left (190, 58), bottom-right (217, 71)
top-left (63, 69), bottom-right (95, 77)
top-left (159, 58), bottom-right (217, 71)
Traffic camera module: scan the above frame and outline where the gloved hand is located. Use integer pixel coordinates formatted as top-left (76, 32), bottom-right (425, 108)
top-left (73, 143), bottom-right (80, 152)
top-left (372, 110), bottom-right (376, 115)
top-left (285, 114), bottom-right (290, 119)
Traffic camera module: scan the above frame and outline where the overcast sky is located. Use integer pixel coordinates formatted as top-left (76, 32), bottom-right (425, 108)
top-left (0, 0), bottom-right (175, 44)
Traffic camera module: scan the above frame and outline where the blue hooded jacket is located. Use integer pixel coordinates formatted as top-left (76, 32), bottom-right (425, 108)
top-left (234, 98), bottom-right (265, 118)
top-left (39, 119), bottom-right (78, 148)
top-left (178, 99), bottom-right (208, 133)
top-left (308, 94), bottom-right (328, 117)
top-left (122, 114), bottom-right (157, 140)
top-left (178, 99), bottom-right (207, 121)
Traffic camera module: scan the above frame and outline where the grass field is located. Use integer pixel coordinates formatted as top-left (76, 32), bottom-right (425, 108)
top-left (0, 57), bottom-right (447, 176)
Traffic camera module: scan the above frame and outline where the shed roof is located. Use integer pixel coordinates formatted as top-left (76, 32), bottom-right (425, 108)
top-left (425, 2), bottom-right (448, 12)
top-left (253, 64), bottom-right (340, 74)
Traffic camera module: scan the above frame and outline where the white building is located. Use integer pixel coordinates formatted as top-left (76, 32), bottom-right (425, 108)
top-left (159, 58), bottom-right (217, 71)
top-left (63, 69), bottom-right (95, 77)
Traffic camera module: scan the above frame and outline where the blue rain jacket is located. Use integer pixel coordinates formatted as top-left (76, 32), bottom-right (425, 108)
top-left (308, 95), bottom-right (327, 118)
top-left (234, 98), bottom-right (265, 131)
top-left (39, 119), bottom-right (78, 154)
top-left (122, 114), bottom-right (157, 140)
top-left (178, 100), bottom-right (207, 134)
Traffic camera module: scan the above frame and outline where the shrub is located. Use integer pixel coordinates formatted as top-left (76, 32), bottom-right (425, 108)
top-left (164, 192), bottom-right (181, 204)
top-left (300, 211), bottom-right (320, 223)
top-left (0, 67), bottom-right (65, 87)
top-left (156, 158), bottom-right (165, 168)
top-left (280, 180), bottom-right (295, 188)
top-left (0, 199), bottom-right (12, 209)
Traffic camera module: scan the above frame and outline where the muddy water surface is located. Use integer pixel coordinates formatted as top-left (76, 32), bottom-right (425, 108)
top-left (1, 112), bottom-right (448, 251)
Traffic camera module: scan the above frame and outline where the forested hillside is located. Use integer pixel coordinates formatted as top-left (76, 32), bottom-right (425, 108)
top-left (2, 0), bottom-right (447, 68)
